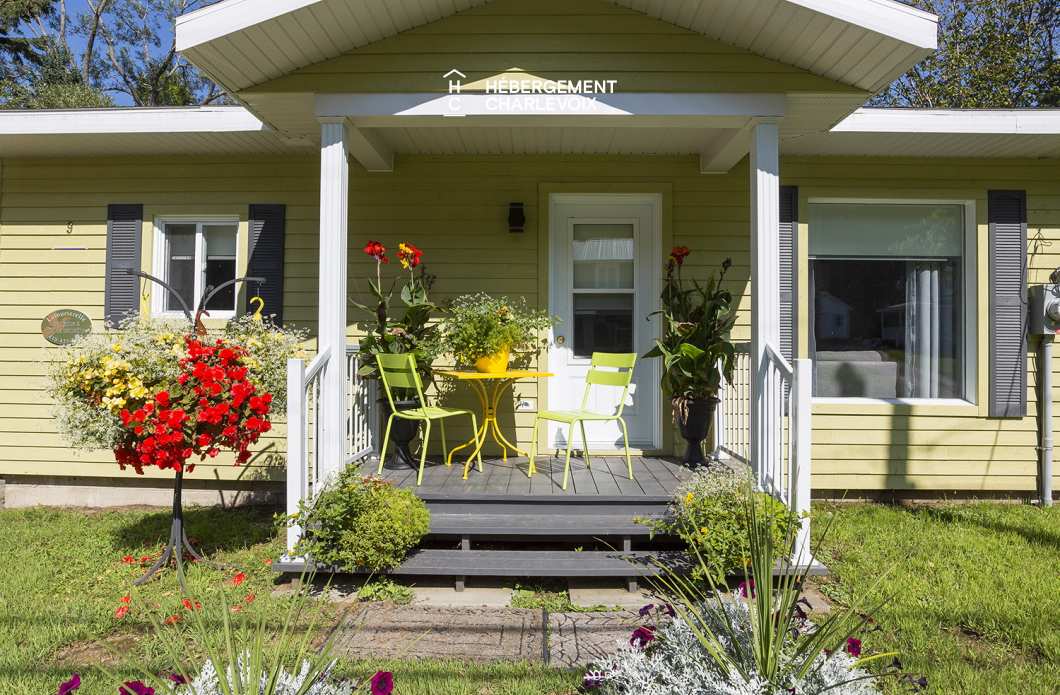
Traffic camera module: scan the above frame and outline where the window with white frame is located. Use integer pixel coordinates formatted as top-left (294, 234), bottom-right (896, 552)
top-left (809, 201), bottom-right (975, 401)
top-left (153, 218), bottom-right (239, 317)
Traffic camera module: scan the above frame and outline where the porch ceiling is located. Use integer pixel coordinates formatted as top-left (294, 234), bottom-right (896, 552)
top-left (176, 0), bottom-right (937, 96)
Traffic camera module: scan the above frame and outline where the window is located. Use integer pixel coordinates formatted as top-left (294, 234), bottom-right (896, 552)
top-left (809, 201), bottom-right (974, 401)
top-left (153, 219), bottom-right (239, 317)
top-left (571, 223), bottom-right (636, 357)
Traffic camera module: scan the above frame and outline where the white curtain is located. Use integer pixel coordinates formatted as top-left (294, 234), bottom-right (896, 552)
top-left (903, 262), bottom-right (952, 398)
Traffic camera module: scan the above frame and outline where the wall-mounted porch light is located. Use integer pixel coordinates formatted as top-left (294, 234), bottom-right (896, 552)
top-left (508, 202), bottom-right (526, 233)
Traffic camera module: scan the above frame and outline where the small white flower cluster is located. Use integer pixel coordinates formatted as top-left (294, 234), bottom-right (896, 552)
top-left (174, 654), bottom-right (352, 695)
top-left (590, 600), bottom-right (880, 695)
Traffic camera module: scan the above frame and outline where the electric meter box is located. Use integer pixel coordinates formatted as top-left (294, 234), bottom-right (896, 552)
top-left (1029, 284), bottom-right (1060, 336)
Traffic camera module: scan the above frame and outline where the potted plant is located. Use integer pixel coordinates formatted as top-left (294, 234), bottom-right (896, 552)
top-left (441, 293), bottom-right (555, 372)
top-left (645, 250), bottom-right (737, 466)
top-left (353, 240), bottom-right (442, 467)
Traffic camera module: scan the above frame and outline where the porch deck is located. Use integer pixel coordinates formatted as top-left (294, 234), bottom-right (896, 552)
top-left (356, 454), bottom-right (696, 500)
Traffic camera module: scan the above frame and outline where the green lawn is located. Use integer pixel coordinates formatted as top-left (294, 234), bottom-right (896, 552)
top-left (813, 502), bottom-right (1060, 695)
top-left (0, 505), bottom-right (578, 695)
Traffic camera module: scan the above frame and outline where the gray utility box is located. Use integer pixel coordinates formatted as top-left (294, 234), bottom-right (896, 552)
top-left (1029, 284), bottom-right (1060, 336)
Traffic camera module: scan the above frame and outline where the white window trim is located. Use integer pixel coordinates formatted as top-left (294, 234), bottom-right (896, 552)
top-left (151, 215), bottom-right (241, 320)
top-left (807, 197), bottom-right (978, 406)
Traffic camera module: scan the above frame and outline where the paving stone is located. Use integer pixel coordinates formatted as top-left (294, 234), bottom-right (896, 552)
top-left (412, 584), bottom-right (513, 608)
top-left (547, 610), bottom-right (641, 668)
top-left (332, 604), bottom-right (545, 663)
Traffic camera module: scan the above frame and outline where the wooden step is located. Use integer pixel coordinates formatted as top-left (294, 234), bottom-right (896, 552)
top-left (428, 511), bottom-right (663, 537)
top-left (276, 549), bottom-right (685, 578)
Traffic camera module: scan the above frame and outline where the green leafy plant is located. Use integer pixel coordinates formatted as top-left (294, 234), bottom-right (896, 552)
top-left (288, 469), bottom-right (430, 572)
top-left (440, 293), bottom-right (556, 367)
top-left (644, 251), bottom-right (737, 408)
top-left (353, 240), bottom-right (442, 387)
top-left (357, 578), bottom-right (415, 605)
top-left (644, 469), bottom-right (799, 584)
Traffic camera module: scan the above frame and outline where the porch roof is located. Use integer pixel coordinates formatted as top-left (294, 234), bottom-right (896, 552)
top-left (176, 0), bottom-right (937, 96)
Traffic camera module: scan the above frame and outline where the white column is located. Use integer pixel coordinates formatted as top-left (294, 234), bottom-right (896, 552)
top-left (318, 118), bottom-right (349, 483)
top-left (749, 121), bottom-right (780, 487)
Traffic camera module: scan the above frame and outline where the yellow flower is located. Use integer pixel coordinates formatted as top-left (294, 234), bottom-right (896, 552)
top-left (700, 527), bottom-right (709, 536)
top-left (111, 343), bottom-right (124, 353)
top-left (684, 492), bottom-right (694, 505)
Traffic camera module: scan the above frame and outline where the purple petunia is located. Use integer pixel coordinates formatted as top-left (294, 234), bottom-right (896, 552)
top-left (370, 671), bottom-right (394, 695)
top-left (638, 603), bottom-right (654, 617)
top-left (119, 681), bottom-right (154, 695)
top-left (167, 674), bottom-right (188, 685)
top-left (583, 671), bottom-right (607, 690)
top-left (845, 637), bottom-right (862, 658)
top-left (737, 579), bottom-right (756, 598)
top-left (58, 674), bottom-right (81, 695)
top-left (629, 625), bottom-right (656, 649)
top-left (662, 603), bottom-right (676, 617)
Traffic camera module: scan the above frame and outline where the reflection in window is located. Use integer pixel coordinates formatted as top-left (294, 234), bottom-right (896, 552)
top-left (157, 220), bottom-right (239, 315)
top-left (574, 294), bottom-right (634, 357)
top-left (809, 203), bottom-right (965, 400)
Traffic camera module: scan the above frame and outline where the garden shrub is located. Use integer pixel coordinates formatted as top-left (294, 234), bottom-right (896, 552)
top-left (291, 469), bottom-right (430, 571)
top-left (587, 602), bottom-right (880, 695)
top-left (646, 469), bottom-right (799, 582)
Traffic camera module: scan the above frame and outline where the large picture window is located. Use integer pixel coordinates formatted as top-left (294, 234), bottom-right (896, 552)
top-left (809, 202), bottom-right (972, 401)
top-left (153, 218), bottom-right (239, 317)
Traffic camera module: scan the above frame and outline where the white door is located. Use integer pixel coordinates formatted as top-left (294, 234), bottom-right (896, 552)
top-left (548, 194), bottom-right (662, 452)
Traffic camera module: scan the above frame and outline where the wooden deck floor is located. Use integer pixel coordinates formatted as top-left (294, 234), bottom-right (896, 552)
top-left (356, 454), bottom-right (696, 498)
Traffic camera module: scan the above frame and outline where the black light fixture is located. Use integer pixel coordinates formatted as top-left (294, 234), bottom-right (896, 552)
top-left (508, 202), bottom-right (526, 233)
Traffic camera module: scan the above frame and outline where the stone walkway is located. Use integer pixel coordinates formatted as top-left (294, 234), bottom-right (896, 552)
top-left (330, 603), bottom-right (641, 667)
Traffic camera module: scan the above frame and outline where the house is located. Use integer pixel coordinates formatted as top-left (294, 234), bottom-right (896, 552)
top-left (1, 0), bottom-right (1057, 552)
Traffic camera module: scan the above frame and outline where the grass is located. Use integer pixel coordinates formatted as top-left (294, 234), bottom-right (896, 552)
top-left (0, 504), bottom-right (579, 695)
top-left (814, 502), bottom-right (1060, 695)
top-left (510, 580), bottom-right (616, 613)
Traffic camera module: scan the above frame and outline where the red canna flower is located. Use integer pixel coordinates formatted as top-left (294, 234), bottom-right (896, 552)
top-left (397, 242), bottom-right (424, 270)
top-left (363, 240), bottom-right (389, 264)
top-left (669, 246), bottom-right (691, 267)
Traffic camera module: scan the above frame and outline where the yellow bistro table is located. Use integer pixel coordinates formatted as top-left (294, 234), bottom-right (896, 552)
top-left (435, 370), bottom-right (553, 479)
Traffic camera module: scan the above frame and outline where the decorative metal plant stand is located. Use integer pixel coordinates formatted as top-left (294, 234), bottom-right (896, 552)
top-left (123, 270), bottom-right (264, 590)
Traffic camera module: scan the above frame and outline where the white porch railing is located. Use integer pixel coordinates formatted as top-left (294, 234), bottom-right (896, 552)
top-left (285, 343), bottom-right (378, 555)
top-left (714, 342), bottom-right (752, 464)
top-left (715, 342), bottom-right (814, 568)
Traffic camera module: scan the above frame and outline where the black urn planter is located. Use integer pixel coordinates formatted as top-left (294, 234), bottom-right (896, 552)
top-left (676, 397), bottom-right (719, 467)
top-left (379, 398), bottom-right (421, 469)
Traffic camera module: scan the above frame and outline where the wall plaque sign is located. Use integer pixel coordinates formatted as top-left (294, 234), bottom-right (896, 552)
top-left (42, 309), bottom-right (92, 345)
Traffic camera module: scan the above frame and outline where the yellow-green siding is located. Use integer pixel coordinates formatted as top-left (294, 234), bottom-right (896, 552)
top-left (2, 152), bottom-right (1059, 495)
top-left (243, 0), bottom-right (860, 96)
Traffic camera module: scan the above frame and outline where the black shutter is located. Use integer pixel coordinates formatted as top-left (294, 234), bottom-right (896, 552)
top-left (988, 190), bottom-right (1027, 418)
top-left (104, 204), bottom-right (143, 328)
top-left (779, 186), bottom-right (798, 362)
top-left (246, 204), bottom-right (286, 324)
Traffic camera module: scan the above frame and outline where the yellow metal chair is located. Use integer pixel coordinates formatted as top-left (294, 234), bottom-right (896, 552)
top-left (376, 353), bottom-right (483, 486)
top-left (527, 352), bottom-right (637, 490)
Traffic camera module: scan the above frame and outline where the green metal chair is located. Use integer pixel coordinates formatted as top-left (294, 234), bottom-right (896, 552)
top-left (527, 352), bottom-right (638, 490)
top-left (376, 353), bottom-right (483, 486)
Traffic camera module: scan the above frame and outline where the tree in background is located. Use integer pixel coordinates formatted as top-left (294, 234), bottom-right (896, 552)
top-left (1, 0), bottom-right (224, 108)
top-left (877, 0), bottom-right (1058, 107)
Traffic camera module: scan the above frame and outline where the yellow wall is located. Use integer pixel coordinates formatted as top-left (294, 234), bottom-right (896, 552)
top-left (3, 152), bottom-right (1059, 495)
top-left (242, 0), bottom-right (860, 96)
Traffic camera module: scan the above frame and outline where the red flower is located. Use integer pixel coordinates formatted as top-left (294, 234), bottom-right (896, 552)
top-left (243, 593), bottom-right (256, 605)
top-left (229, 572), bottom-right (247, 586)
top-left (181, 598), bottom-right (201, 611)
top-left (155, 391), bottom-right (170, 407)
top-left (121, 555), bottom-right (134, 564)
top-left (164, 614), bottom-right (182, 625)
top-left (669, 246), bottom-right (691, 267)
top-left (845, 637), bottom-right (862, 658)
top-left (397, 242), bottom-right (423, 269)
top-left (363, 240), bottom-right (389, 264)
top-left (114, 604), bottom-right (129, 620)
top-left (120, 595), bottom-right (131, 604)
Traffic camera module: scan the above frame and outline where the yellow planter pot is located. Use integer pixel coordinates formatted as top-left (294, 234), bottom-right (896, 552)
top-left (474, 347), bottom-right (510, 374)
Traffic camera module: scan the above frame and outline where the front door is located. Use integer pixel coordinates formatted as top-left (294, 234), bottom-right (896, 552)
top-left (548, 194), bottom-right (662, 452)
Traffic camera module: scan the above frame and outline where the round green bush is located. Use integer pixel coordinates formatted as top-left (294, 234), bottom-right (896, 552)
top-left (291, 470), bottom-right (430, 571)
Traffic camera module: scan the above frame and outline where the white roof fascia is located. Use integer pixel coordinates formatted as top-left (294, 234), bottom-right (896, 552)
top-left (0, 106), bottom-right (268, 136)
top-left (833, 108), bottom-right (1060, 135)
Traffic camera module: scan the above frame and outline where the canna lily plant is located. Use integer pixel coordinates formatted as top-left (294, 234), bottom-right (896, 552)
top-left (353, 240), bottom-right (441, 386)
